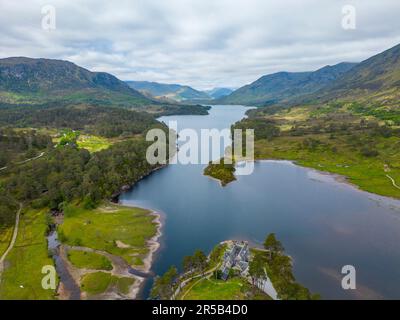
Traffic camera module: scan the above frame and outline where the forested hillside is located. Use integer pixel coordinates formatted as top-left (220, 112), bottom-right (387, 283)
top-left (0, 104), bottom-right (172, 230)
top-left (0, 104), bottom-right (163, 138)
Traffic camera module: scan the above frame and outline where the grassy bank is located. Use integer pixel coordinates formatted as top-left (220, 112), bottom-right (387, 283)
top-left (58, 203), bottom-right (158, 268)
top-left (0, 193), bottom-right (160, 300)
top-left (0, 226), bottom-right (13, 257)
top-left (67, 250), bottom-right (113, 271)
top-left (181, 277), bottom-right (269, 300)
top-left (181, 277), bottom-right (270, 300)
top-left (80, 271), bottom-right (135, 296)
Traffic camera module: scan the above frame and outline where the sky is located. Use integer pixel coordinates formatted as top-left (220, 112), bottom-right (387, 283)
top-left (0, 0), bottom-right (400, 90)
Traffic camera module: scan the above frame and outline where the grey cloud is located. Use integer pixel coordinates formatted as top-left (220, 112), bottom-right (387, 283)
top-left (0, 0), bottom-right (399, 90)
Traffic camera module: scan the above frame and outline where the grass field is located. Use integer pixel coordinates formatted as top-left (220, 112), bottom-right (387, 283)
top-left (0, 226), bottom-right (13, 257)
top-left (80, 271), bottom-right (134, 296)
top-left (181, 277), bottom-right (270, 300)
top-left (58, 204), bottom-right (157, 267)
top-left (0, 208), bottom-right (56, 300)
top-left (77, 135), bottom-right (112, 153)
top-left (67, 250), bottom-right (113, 271)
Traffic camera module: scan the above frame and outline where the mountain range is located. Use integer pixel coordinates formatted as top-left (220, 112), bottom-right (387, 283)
top-left (218, 62), bottom-right (357, 106)
top-left (309, 43), bottom-right (400, 107)
top-left (205, 87), bottom-right (234, 99)
top-left (126, 81), bottom-right (210, 102)
top-left (126, 81), bottom-right (233, 102)
top-left (219, 43), bottom-right (400, 108)
top-left (1, 43), bottom-right (399, 111)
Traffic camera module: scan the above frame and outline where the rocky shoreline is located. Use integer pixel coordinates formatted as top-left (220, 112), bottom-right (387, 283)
top-left (112, 164), bottom-right (167, 202)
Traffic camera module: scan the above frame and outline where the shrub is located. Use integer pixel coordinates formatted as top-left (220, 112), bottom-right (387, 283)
top-left (361, 147), bottom-right (379, 157)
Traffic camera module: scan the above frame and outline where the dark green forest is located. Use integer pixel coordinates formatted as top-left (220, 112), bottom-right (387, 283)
top-left (0, 129), bottom-right (52, 167)
top-left (0, 105), bottom-right (172, 229)
top-left (0, 105), bottom-right (163, 138)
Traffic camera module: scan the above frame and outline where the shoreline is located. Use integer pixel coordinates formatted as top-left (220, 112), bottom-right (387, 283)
top-left (242, 159), bottom-right (400, 202)
top-left (51, 197), bottom-right (166, 300)
top-left (140, 210), bottom-right (163, 274)
top-left (110, 201), bottom-right (164, 300)
top-left (132, 210), bottom-right (164, 299)
top-left (112, 157), bottom-right (174, 299)
top-left (111, 164), bottom-right (167, 202)
top-left (203, 172), bottom-right (229, 187)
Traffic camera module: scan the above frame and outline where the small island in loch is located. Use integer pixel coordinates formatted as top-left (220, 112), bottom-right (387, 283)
top-left (204, 158), bottom-right (236, 186)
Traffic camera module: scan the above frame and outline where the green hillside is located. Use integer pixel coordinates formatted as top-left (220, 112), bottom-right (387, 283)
top-left (219, 62), bottom-right (357, 106)
top-left (310, 43), bottom-right (400, 109)
top-left (0, 57), bottom-right (152, 107)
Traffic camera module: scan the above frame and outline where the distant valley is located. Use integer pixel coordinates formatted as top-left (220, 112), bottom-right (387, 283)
top-left (126, 80), bottom-right (233, 102)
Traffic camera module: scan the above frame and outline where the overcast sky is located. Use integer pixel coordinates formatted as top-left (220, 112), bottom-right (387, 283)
top-left (1, 0), bottom-right (399, 90)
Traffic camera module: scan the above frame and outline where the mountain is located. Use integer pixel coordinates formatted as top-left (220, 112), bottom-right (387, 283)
top-left (0, 57), bottom-right (152, 107)
top-left (126, 81), bottom-right (210, 102)
top-left (206, 87), bottom-right (233, 99)
top-left (218, 62), bottom-right (357, 106)
top-left (310, 43), bottom-right (400, 106)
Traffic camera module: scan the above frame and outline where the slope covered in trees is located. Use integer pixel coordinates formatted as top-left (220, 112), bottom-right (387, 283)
top-left (0, 103), bottom-right (172, 229)
top-left (0, 104), bottom-right (163, 138)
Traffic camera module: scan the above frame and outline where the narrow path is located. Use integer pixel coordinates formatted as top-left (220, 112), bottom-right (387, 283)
top-left (176, 264), bottom-right (221, 300)
top-left (179, 276), bottom-right (205, 300)
top-left (0, 152), bottom-right (45, 173)
top-left (0, 203), bottom-right (23, 274)
top-left (16, 152), bottom-right (45, 164)
top-left (386, 174), bottom-right (400, 190)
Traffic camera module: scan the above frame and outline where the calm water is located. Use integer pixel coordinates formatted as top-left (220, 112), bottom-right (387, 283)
top-left (120, 105), bottom-right (400, 299)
